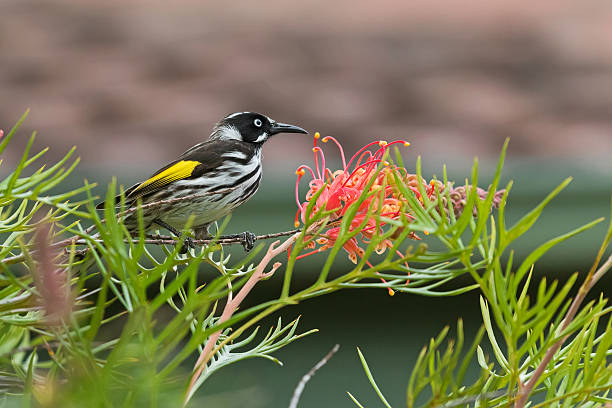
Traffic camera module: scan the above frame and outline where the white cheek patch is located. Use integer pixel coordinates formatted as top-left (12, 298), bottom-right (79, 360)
top-left (254, 132), bottom-right (268, 143)
top-left (216, 125), bottom-right (243, 141)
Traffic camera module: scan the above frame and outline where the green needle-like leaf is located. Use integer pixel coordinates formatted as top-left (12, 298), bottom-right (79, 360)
top-left (356, 347), bottom-right (393, 408)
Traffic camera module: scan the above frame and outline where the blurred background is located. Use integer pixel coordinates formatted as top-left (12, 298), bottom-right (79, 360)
top-left (1, 0), bottom-right (611, 406)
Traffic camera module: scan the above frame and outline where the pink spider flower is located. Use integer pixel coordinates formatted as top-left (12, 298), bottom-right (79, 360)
top-left (294, 133), bottom-right (435, 295)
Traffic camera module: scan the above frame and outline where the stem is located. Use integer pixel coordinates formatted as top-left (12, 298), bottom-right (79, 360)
top-left (184, 234), bottom-right (300, 406)
top-left (513, 253), bottom-right (612, 408)
top-left (288, 344), bottom-right (340, 408)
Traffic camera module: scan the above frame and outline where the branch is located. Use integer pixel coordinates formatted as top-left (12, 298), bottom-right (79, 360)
top-left (2, 228), bottom-right (303, 265)
top-left (514, 253), bottom-right (612, 408)
top-left (289, 344), bottom-right (340, 408)
top-left (184, 233), bottom-right (300, 406)
top-left (139, 228), bottom-right (302, 246)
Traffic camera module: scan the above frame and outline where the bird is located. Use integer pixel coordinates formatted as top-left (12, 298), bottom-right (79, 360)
top-left (97, 112), bottom-right (308, 251)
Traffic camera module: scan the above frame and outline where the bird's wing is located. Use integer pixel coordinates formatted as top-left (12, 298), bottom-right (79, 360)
top-left (126, 160), bottom-right (202, 198)
top-left (95, 140), bottom-right (231, 209)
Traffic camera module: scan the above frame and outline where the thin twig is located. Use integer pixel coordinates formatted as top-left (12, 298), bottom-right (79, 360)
top-left (2, 228), bottom-right (303, 265)
top-left (66, 228), bottom-right (304, 248)
top-left (514, 253), bottom-right (612, 408)
top-left (184, 233), bottom-right (301, 406)
top-left (289, 344), bottom-right (340, 408)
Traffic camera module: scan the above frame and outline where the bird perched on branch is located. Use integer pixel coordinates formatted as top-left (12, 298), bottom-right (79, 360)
top-left (97, 112), bottom-right (307, 251)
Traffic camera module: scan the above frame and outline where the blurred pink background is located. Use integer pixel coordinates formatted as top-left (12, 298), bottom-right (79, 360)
top-left (2, 0), bottom-right (612, 170)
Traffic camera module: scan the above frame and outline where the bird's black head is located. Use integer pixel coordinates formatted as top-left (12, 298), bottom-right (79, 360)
top-left (211, 112), bottom-right (308, 143)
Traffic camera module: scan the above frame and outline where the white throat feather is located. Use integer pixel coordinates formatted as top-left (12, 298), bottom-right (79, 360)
top-left (210, 125), bottom-right (242, 141)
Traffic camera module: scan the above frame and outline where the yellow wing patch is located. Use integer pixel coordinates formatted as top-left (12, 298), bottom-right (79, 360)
top-left (131, 160), bottom-right (200, 195)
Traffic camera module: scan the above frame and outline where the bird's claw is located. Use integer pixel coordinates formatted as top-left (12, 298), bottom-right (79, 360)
top-left (240, 231), bottom-right (257, 252)
top-left (178, 236), bottom-right (197, 254)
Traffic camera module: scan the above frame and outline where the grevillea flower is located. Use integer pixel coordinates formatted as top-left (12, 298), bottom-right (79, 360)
top-left (445, 185), bottom-right (506, 217)
top-left (293, 133), bottom-right (506, 295)
top-left (294, 133), bottom-right (438, 294)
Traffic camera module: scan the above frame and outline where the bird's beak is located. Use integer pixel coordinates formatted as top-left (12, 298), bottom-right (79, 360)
top-left (269, 121), bottom-right (308, 136)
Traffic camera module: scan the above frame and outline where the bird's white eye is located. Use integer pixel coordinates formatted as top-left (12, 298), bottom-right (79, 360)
top-left (254, 118), bottom-right (263, 127)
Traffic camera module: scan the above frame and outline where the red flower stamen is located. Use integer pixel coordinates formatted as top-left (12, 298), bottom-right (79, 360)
top-left (296, 248), bottom-right (323, 260)
top-left (345, 140), bottom-right (388, 170)
top-left (294, 133), bottom-right (420, 295)
top-left (322, 136), bottom-right (347, 169)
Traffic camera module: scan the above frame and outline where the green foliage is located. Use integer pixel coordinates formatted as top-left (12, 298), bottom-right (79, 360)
top-left (348, 151), bottom-right (612, 406)
top-left (0, 113), bottom-right (610, 407)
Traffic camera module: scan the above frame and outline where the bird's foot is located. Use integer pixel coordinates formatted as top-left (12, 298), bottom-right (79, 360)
top-left (217, 231), bottom-right (257, 251)
top-left (153, 218), bottom-right (196, 254)
top-left (239, 231), bottom-right (257, 252)
top-left (178, 236), bottom-right (197, 254)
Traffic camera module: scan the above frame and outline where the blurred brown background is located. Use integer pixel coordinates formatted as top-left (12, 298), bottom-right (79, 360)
top-left (2, 0), bottom-right (612, 168)
top-left (1, 1), bottom-right (611, 407)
